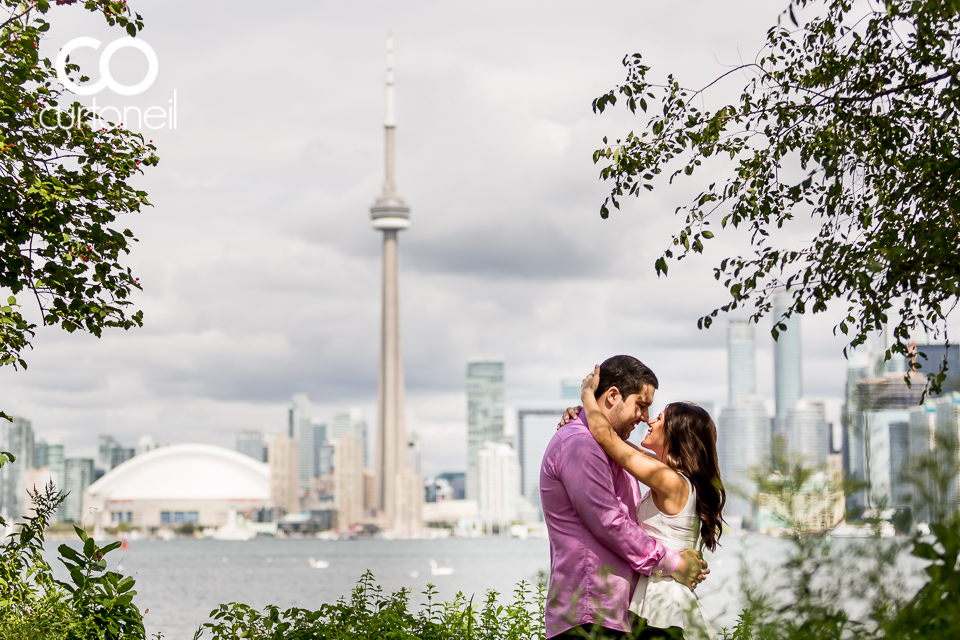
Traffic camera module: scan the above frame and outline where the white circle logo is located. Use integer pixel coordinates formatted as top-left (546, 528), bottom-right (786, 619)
top-left (56, 37), bottom-right (159, 96)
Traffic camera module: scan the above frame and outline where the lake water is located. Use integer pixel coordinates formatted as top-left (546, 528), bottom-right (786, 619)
top-left (44, 534), bottom-right (912, 639)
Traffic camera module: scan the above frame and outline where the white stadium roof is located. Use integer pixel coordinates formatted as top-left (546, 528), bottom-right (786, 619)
top-left (86, 443), bottom-right (270, 502)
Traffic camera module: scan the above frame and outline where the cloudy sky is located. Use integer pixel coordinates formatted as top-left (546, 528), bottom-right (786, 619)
top-left (3, 0), bottom-right (906, 476)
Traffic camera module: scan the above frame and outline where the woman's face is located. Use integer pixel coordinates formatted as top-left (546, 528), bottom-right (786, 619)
top-left (641, 410), bottom-right (666, 456)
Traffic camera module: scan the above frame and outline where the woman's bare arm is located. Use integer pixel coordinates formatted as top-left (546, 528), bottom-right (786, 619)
top-left (580, 367), bottom-right (687, 505)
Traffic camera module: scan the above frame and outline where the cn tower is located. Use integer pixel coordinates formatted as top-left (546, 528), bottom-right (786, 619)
top-left (371, 32), bottom-right (410, 524)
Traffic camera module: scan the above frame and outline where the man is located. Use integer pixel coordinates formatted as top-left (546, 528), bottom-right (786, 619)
top-left (540, 355), bottom-right (706, 639)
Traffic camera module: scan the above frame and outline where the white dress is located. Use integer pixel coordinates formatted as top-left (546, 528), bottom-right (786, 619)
top-left (629, 474), bottom-right (717, 640)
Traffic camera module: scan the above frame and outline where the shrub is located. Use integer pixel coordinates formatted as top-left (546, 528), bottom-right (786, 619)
top-left (0, 453), bottom-right (151, 640)
top-left (199, 572), bottom-right (545, 640)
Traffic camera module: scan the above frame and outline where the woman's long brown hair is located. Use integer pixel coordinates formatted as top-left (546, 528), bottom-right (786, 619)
top-left (659, 402), bottom-right (726, 552)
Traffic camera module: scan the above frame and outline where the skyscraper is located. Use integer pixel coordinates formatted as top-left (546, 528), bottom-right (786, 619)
top-left (236, 430), bottom-right (265, 462)
top-left (331, 409), bottom-right (368, 468)
top-left (335, 431), bottom-right (365, 528)
top-left (466, 361), bottom-right (505, 501)
top-left (0, 417), bottom-right (34, 522)
top-left (289, 393), bottom-right (313, 490)
top-left (728, 320), bottom-right (756, 405)
top-left (61, 458), bottom-right (94, 523)
top-left (773, 292), bottom-right (803, 428)
top-left (478, 441), bottom-right (521, 532)
top-left (370, 34), bottom-right (421, 529)
top-left (267, 432), bottom-right (299, 517)
top-left (783, 399), bottom-right (829, 467)
top-left (717, 396), bottom-right (770, 528)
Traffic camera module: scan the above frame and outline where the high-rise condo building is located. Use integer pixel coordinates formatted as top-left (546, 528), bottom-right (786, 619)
top-left (137, 435), bottom-right (158, 456)
top-left (331, 409), bottom-right (368, 468)
top-left (236, 430), bottom-right (265, 462)
top-left (717, 396), bottom-right (770, 528)
top-left (289, 394), bottom-right (313, 490)
top-left (478, 441), bottom-right (520, 532)
top-left (0, 417), bottom-right (34, 522)
top-left (61, 458), bottom-right (94, 523)
top-left (514, 401), bottom-right (567, 505)
top-left (728, 320), bottom-right (756, 405)
top-left (34, 438), bottom-right (65, 496)
top-left (852, 372), bottom-right (926, 510)
top-left (370, 34), bottom-right (422, 529)
top-left (908, 402), bottom-right (938, 522)
top-left (934, 396), bottom-right (960, 515)
top-left (334, 431), bottom-right (365, 528)
top-left (773, 292), bottom-right (803, 440)
top-left (267, 432), bottom-right (299, 517)
top-left (782, 399), bottom-right (829, 467)
top-left (466, 361), bottom-right (505, 501)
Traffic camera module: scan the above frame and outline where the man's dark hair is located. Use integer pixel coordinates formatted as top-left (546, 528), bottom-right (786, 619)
top-left (595, 355), bottom-right (659, 400)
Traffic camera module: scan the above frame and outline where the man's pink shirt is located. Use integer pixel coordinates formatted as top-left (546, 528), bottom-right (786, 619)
top-left (539, 414), bottom-right (680, 638)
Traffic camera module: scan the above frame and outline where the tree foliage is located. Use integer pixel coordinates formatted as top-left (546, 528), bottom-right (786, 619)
top-left (593, 0), bottom-right (960, 390)
top-left (0, 0), bottom-right (157, 411)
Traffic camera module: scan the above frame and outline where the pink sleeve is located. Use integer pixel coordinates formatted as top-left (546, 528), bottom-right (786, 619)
top-left (560, 434), bottom-right (669, 576)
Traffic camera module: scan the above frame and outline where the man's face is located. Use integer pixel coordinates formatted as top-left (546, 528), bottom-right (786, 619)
top-left (608, 383), bottom-right (656, 440)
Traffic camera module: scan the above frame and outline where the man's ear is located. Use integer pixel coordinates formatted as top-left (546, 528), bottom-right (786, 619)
top-left (604, 386), bottom-right (622, 408)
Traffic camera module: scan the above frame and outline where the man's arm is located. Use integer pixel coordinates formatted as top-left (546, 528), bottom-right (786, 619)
top-left (559, 434), bottom-right (680, 577)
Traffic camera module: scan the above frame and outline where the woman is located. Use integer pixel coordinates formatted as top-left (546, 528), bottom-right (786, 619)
top-left (563, 366), bottom-right (725, 639)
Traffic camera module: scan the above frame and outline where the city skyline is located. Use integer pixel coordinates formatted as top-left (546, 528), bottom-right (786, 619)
top-left (4, 0), bottom-right (957, 479)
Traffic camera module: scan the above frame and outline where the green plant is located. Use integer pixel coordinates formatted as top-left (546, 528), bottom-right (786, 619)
top-left (199, 570), bottom-right (545, 640)
top-left (0, 453), bottom-right (152, 639)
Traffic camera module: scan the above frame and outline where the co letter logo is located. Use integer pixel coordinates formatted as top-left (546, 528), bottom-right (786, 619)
top-left (56, 37), bottom-right (158, 96)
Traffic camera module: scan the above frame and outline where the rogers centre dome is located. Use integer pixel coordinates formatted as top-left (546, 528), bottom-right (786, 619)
top-left (83, 444), bottom-right (271, 530)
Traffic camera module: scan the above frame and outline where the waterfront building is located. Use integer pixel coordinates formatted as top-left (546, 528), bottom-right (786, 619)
top-left (773, 293), bottom-right (803, 443)
top-left (756, 471), bottom-right (845, 533)
top-left (62, 458), bottom-right (94, 523)
top-left (363, 469), bottom-right (375, 511)
top-left (96, 435), bottom-right (134, 474)
top-left (782, 399), bottom-right (829, 467)
top-left (369, 35), bottom-right (421, 529)
top-left (289, 394), bottom-right (314, 491)
top-left (137, 434), bottom-right (158, 456)
top-left (514, 401), bottom-right (566, 506)
top-left (842, 352), bottom-right (872, 505)
top-left (717, 395), bottom-right (770, 528)
top-left (331, 409), bottom-right (368, 468)
top-left (865, 408), bottom-right (912, 508)
top-left (84, 444), bottom-right (271, 530)
top-left (0, 417), bottom-right (34, 522)
top-left (236, 430), bottom-right (265, 462)
top-left (477, 441), bottom-right (520, 532)
top-left (854, 372), bottom-right (926, 510)
top-left (908, 402), bottom-right (938, 522)
top-left (466, 361), bottom-right (505, 501)
top-left (267, 432), bottom-right (299, 517)
top-left (728, 320), bottom-right (756, 405)
top-left (34, 438), bottom-right (65, 490)
top-left (334, 431), bottom-right (365, 529)
top-left (915, 344), bottom-right (960, 395)
top-left (99, 435), bottom-right (132, 472)
top-left (934, 395), bottom-right (960, 514)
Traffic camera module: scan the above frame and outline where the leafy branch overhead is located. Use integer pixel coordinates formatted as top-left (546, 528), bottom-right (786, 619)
top-left (0, 0), bottom-right (157, 378)
top-left (593, 0), bottom-right (960, 391)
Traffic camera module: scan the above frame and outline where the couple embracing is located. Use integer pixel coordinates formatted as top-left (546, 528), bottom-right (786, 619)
top-left (540, 355), bottom-right (725, 639)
